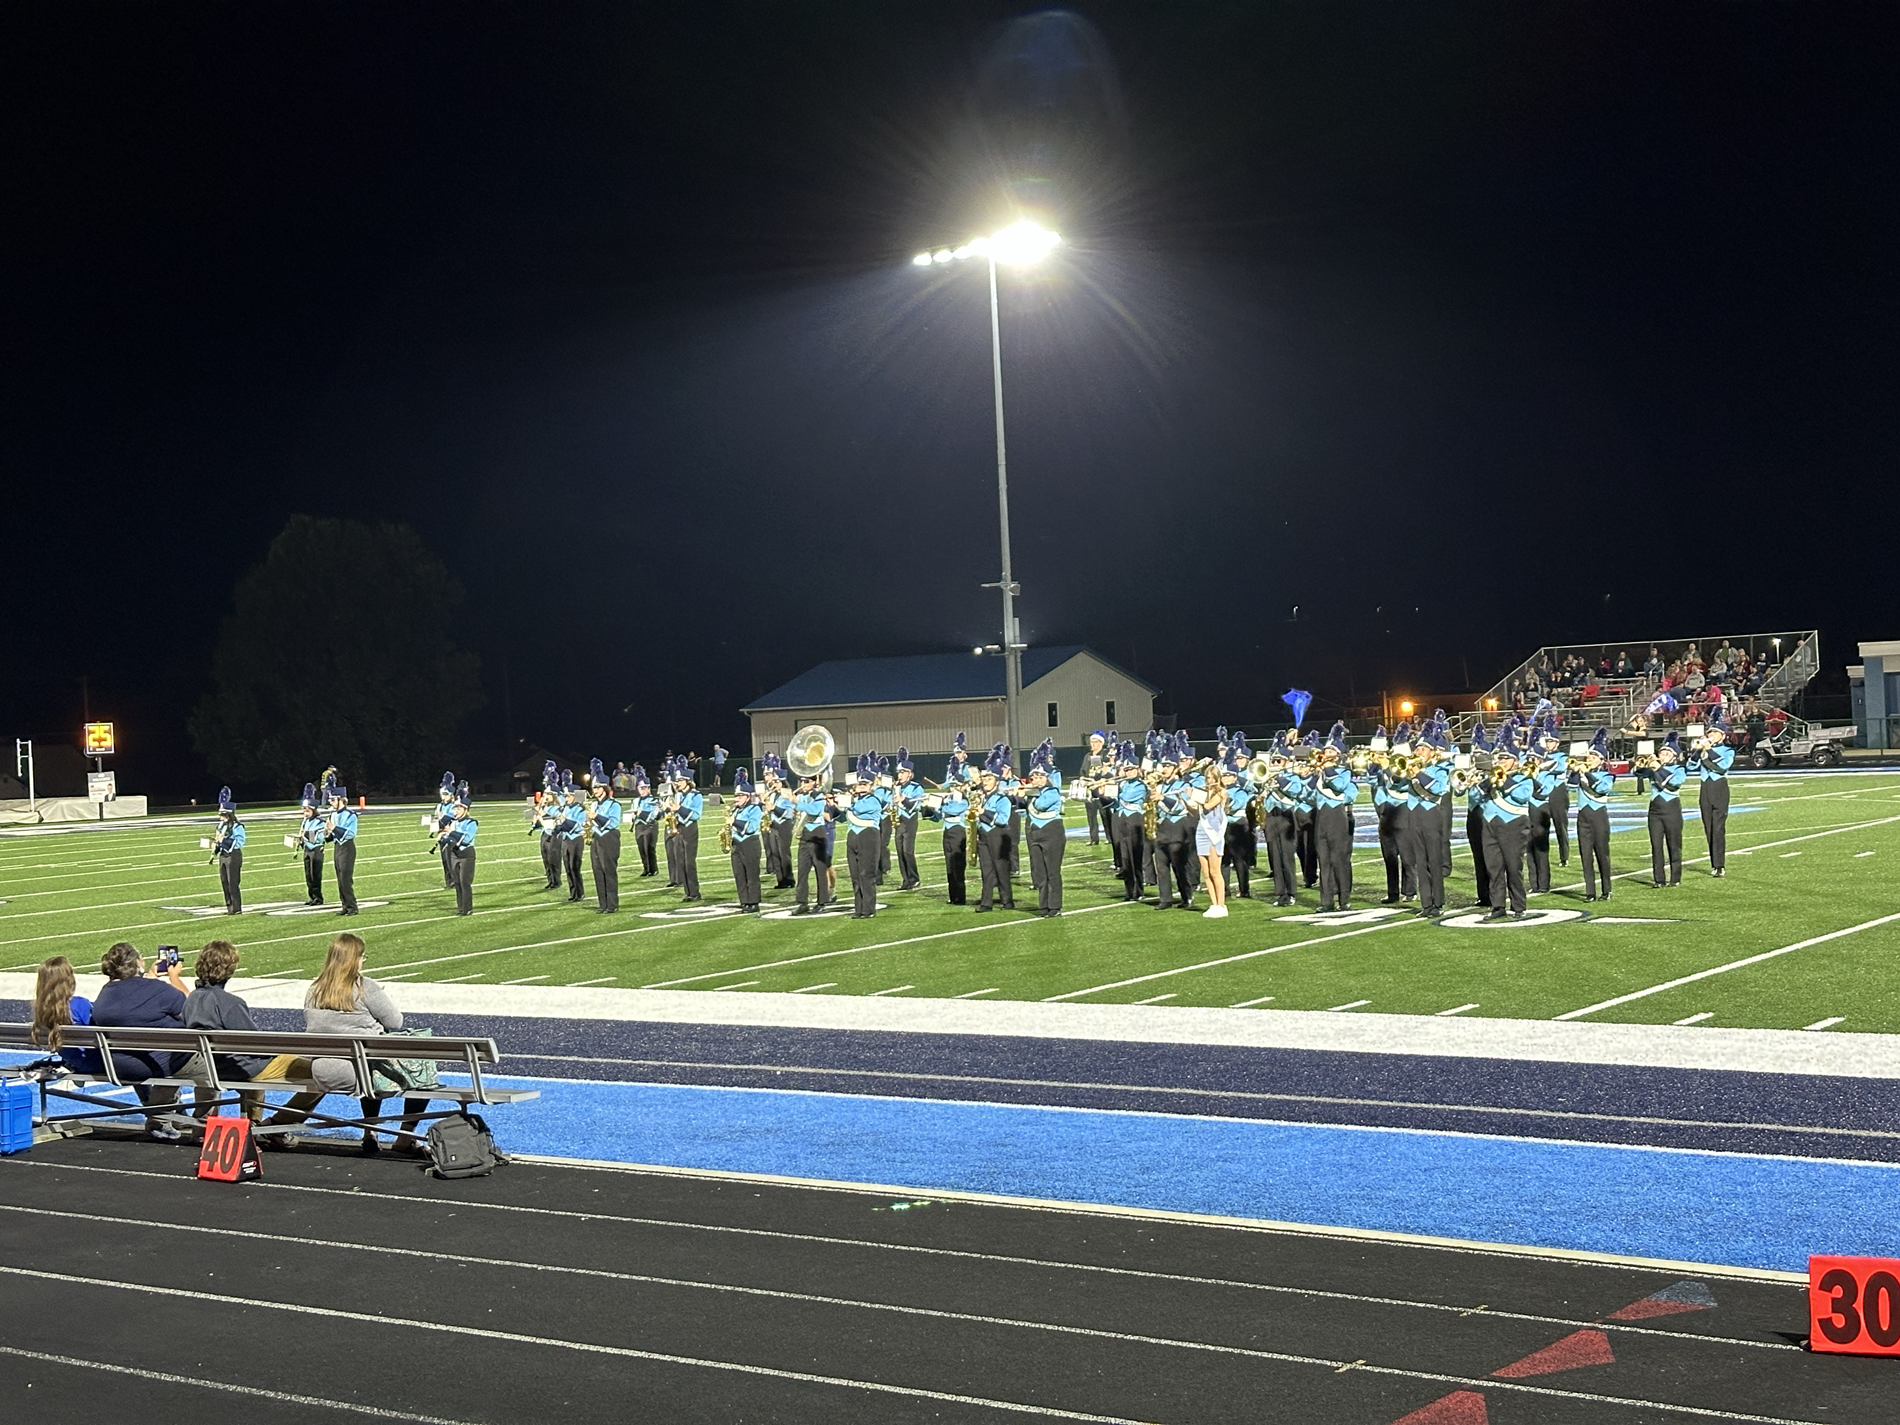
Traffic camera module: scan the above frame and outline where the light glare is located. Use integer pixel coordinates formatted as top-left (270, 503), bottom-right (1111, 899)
top-left (932, 249), bottom-right (954, 264)
top-left (987, 220), bottom-right (1061, 266)
top-left (911, 252), bottom-right (932, 266)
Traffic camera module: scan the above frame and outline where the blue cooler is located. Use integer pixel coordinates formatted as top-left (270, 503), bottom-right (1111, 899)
top-left (0, 1079), bottom-right (33, 1154)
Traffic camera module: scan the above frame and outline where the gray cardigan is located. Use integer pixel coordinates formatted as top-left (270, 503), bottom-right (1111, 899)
top-left (302, 975), bottom-right (403, 1035)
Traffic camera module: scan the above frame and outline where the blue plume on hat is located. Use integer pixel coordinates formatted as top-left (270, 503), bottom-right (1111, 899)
top-left (734, 767), bottom-right (752, 796)
top-left (953, 732), bottom-right (968, 754)
top-left (1177, 731), bottom-right (1193, 762)
top-left (1215, 725), bottom-right (1229, 753)
top-left (439, 771), bottom-right (455, 796)
top-left (1709, 708), bottom-right (1730, 732)
top-left (454, 779), bottom-right (471, 806)
top-left (1303, 728), bottom-right (1321, 747)
top-left (1231, 730), bottom-right (1251, 760)
top-left (1373, 724), bottom-right (1388, 744)
top-left (1282, 688), bottom-right (1313, 730)
top-left (1664, 731), bottom-right (1682, 757)
top-left (1472, 719), bottom-right (1491, 753)
top-left (217, 786), bottom-right (235, 815)
top-left (1328, 720), bottom-right (1348, 755)
top-left (1645, 691), bottom-right (1679, 716)
top-left (560, 768), bottom-right (575, 793)
top-left (1590, 728), bottom-right (1610, 757)
top-left (896, 746), bottom-right (912, 771)
top-left (300, 781), bottom-right (317, 809)
top-left (589, 757), bottom-right (606, 786)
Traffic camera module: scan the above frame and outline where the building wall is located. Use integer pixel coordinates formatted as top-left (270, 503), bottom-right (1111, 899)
top-left (1858, 641), bottom-right (1900, 749)
top-left (748, 700), bottom-right (1007, 771)
top-left (1022, 653), bottom-right (1155, 749)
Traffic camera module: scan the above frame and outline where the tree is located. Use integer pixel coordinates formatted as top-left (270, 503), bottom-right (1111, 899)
top-left (190, 515), bottom-right (482, 796)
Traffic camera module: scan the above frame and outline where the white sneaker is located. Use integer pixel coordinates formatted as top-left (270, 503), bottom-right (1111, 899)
top-left (1202, 904), bottom-right (1228, 918)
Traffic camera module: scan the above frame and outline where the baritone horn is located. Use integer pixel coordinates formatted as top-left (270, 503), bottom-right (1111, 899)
top-left (783, 725), bottom-right (836, 781)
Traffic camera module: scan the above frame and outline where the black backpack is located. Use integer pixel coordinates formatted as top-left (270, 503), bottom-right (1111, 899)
top-left (425, 1111), bottom-right (504, 1179)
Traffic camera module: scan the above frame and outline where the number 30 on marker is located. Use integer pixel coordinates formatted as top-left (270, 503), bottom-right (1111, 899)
top-left (1810, 1255), bottom-right (1900, 1355)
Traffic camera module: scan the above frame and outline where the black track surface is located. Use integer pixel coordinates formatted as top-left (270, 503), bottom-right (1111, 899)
top-left (1, 1133), bottom-right (1890, 1424)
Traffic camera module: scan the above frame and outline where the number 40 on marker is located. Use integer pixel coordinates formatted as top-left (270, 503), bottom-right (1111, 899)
top-left (1810, 1256), bottom-right (1900, 1355)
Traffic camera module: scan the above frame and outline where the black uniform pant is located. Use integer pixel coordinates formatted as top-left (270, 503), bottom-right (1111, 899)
top-left (219, 850), bottom-right (243, 914)
top-left (1315, 804), bottom-right (1354, 910)
top-left (665, 830), bottom-right (683, 886)
top-left (766, 821), bottom-right (791, 886)
top-left (976, 826), bottom-right (1014, 909)
top-left (878, 819), bottom-right (892, 881)
top-left (1546, 786), bottom-right (1570, 865)
top-left (1525, 806), bottom-right (1553, 894)
top-left (796, 829), bottom-right (833, 908)
top-left (1699, 778), bottom-right (1730, 871)
top-left (1481, 815), bottom-right (1527, 914)
top-left (635, 823), bottom-right (659, 876)
top-left (1085, 797), bottom-right (1102, 845)
top-left (846, 829), bottom-right (881, 916)
top-left (1113, 817), bottom-right (1147, 899)
top-left (1223, 818), bottom-right (1256, 898)
top-left (1648, 799), bottom-right (1683, 885)
top-left (1377, 803), bottom-right (1414, 900)
top-left (941, 825), bottom-right (968, 903)
top-left (449, 845), bottom-right (475, 915)
top-left (1466, 804), bottom-right (1490, 908)
top-left (540, 833), bottom-right (560, 890)
top-left (302, 848), bottom-right (325, 903)
top-left (334, 839), bottom-right (357, 913)
top-left (1413, 797), bottom-right (1447, 915)
top-left (562, 838), bottom-right (584, 900)
top-left (1577, 806), bottom-right (1612, 897)
top-left (1007, 813), bottom-right (1021, 875)
top-left (1027, 819), bottom-right (1065, 913)
top-left (1263, 809), bottom-right (1297, 901)
top-left (440, 843), bottom-right (454, 890)
top-left (1153, 827), bottom-right (1193, 908)
top-left (895, 816), bottom-right (920, 889)
top-left (591, 829), bottom-right (620, 912)
top-left (1295, 811), bottom-right (1318, 887)
top-left (677, 824), bottom-right (700, 898)
top-left (730, 836), bottom-right (762, 909)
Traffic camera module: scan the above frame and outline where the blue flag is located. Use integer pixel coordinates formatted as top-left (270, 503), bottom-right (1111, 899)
top-left (1645, 691), bottom-right (1679, 716)
top-left (1281, 688), bottom-right (1313, 730)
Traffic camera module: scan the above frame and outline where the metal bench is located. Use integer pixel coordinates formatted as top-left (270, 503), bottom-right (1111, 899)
top-left (0, 1023), bottom-right (538, 1148)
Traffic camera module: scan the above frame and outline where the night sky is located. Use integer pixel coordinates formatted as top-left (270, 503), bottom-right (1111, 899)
top-left (8, 2), bottom-right (1897, 794)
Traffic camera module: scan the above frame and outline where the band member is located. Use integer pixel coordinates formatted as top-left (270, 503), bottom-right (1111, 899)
top-left (1220, 733), bottom-right (1258, 900)
top-left (1647, 733), bottom-right (1687, 888)
top-left (923, 760), bottom-right (971, 904)
top-left (535, 760), bottom-right (562, 891)
top-left (726, 768), bottom-right (764, 913)
top-left (442, 783), bottom-right (478, 916)
top-left (1688, 713), bottom-right (1734, 878)
top-left (1573, 728), bottom-right (1616, 901)
top-left (946, 732), bottom-right (973, 787)
top-left (1002, 752), bottom-right (1024, 879)
top-left (974, 749), bottom-right (1016, 912)
top-left (1369, 728), bottom-right (1413, 905)
top-left (1150, 739), bottom-right (1195, 910)
top-left (1294, 732), bottom-right (1321, 888)
top-left (1409, 725), bottom-right (1452, 917)
top-left (1023, 741), bottom-right (1066, 917)
top-left (629, 765), bottom-right (661, 877)
top-left (1524, 717), bottom-right (1566, 894)
top-left (1260, 739), bottom-right (1300, 906)
top-left (1080, 731), bottom-right (1110, 846)
top-left (1542, 725), bottom-right (1571, 869)
top-left (669, 758), bottom-right (704, 900)
top-left (588, 757), bottom-right (623, 913)
top-left (1463, 722), bottom-right (1493, 909)
top-left (892, 750), bottom-right (924, 891)
top-left (874, 755), bottom-right (895, 885)
top-left (662, 756), bottom-right (685, 887)
top-left (844, 755), bottom-right (884, 918)
top-left (297, 782), bottom-right (327, 906)
top-left (325, 779), bottom-right (358, 915)
top-left (760, 755), bottom-right (795, 888)
top-left (433, 771), bottom-right (457, 890)
top-left (211, 786), bottom-right (245, 914)
top-left (559, 772), bottom-right (587, 901)
top-left (1113, 743), bottom-right (1149, 901)
top-left (1480, 735), bottom-right (1532, 920)
top-left (791, 771), bottom-right (837, 914)
top-left (1313, 724), bottom-right (1359, 912)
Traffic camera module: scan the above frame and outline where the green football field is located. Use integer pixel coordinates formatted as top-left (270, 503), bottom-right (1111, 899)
top-left (4, 771), bottom-right (1898, 1032)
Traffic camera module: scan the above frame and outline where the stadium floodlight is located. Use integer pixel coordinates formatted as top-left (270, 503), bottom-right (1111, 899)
top-left (912, 220), bottom-right (1062, 757)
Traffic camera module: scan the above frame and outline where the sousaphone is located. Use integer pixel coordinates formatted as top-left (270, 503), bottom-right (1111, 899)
top-left (783, 725), bottom-right (836, 780)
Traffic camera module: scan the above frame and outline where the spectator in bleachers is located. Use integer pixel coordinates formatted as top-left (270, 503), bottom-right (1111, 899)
top-left (265, 932), bottom-right (431, 1154)
top-left (1616, 651), bottom-right (1633, 677)
top-left (1643, 648), bottom-right (1663, 679)
top-left (180, 939), bottom-right (296, 1125)
top-left (90, 941), bottom-right (187, 1140)
top-left (30, 956), bottom-right (97, 1074)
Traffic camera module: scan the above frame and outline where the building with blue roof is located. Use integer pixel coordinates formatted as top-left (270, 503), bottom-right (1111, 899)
top-left (742, 646), bottom-right (1157, 777)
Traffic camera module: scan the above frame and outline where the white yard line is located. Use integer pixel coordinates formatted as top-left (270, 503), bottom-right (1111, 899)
top-left (868, 985), bottom-right (914, 997)
top-left (1803, 1018), bottom-right (1845, 1032)
top-left (1437, 1004), bottom-right (1480, 1017)
top-left (1043, 915), bottom-right (1418, 1003)
top-left (1672, 1013), bottom-right (1714, 1027)
top-left (954, 988), bottom-right (1000, 999)
top-left (1555, 911), bottom-right (1900, 1021)
top-left (789, 983), bottom-right (837, 994)
top-left (1230, 995), bottom-right (1275, 1008)
top-left (1327, 999), bottom-right (1373, 1012)
top-left (1131, 993), bottom-right (1176, 1005)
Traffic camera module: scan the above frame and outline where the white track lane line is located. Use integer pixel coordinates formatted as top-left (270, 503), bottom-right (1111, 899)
top-left (1436, 1004), bottom-right (1480, 1016)
top-left (1231, 995), bottom-right (1275, 1007)
top-left (1043, 914), bottom-right (1419, 1002)
top-left (0, 1203), bottom-right (1803, 1358)
top-left (1803, 1018), bottom-right (1845, 1031)
top-left (0, 1264), bottom-right (1812, 1422)
top-left (0, 1345), bottom-right (477, 1425)
top-left (1556, 910), bottom-right (1900, 1021)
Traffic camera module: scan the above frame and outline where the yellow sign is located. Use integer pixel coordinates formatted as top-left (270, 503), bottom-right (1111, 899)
top-left (83, 722), bottom-right (115, 756)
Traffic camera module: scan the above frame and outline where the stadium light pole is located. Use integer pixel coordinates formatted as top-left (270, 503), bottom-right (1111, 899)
top-left (914, 221), bottom-right (1061, 761)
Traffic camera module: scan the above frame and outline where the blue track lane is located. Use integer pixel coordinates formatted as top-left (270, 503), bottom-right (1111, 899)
top-left (463, 1074), bottom-right (1897, 1274)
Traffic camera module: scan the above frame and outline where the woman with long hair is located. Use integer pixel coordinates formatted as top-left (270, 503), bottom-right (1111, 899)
top-left (266, 933), bottom-right (429, 1153)
top-left (1194, 773), bottom-right (1230, 919)
top-left (30, 956), bottom-right (98, 1073)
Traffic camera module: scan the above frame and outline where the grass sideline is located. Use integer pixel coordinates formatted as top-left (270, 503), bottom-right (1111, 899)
top-left (3, 772), bottom-right (1899, 1032)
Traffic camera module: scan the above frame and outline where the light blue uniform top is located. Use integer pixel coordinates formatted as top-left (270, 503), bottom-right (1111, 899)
top-left (674, 791), bottom-right (703, 828)
top-left (1650, 762), bottom-right (1687, 803)
top-left (592, 797), bottom-right (623, 834)
top-left (326, 809), bottom-right (358, 843)
top-left (729, 803), bottom-right (762, 842)
top-left (1689, 743), bottom-right (1734, 781)
top-left (1027, 785), bottom-right (1064, 828)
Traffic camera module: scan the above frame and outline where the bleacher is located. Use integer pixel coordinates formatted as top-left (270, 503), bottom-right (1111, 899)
top-left (1449, 629), bottom-right (1820, 741)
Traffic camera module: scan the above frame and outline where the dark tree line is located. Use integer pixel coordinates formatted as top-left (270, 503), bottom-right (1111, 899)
top-left (190, 515), bottom-right (481, 797)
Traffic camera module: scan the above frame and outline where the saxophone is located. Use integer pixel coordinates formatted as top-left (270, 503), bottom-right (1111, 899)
top-left (719, 806), bottom-right (736, 853)
top-left (1143, 776), bottom-right (1160, 839)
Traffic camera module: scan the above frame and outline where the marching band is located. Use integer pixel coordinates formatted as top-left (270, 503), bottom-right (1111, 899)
top-left (200, 704), bottom-right (1739, 923)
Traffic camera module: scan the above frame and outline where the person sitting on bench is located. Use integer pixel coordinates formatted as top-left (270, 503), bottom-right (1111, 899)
top-left (30, 956), bottom-right (98, 1074)
top-left (180, 939), bottom-right (296, 1126)
top-left (90, 941), bottom-right (188, 1141)
top-left (266, 932), bottom-right (430, 1154)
